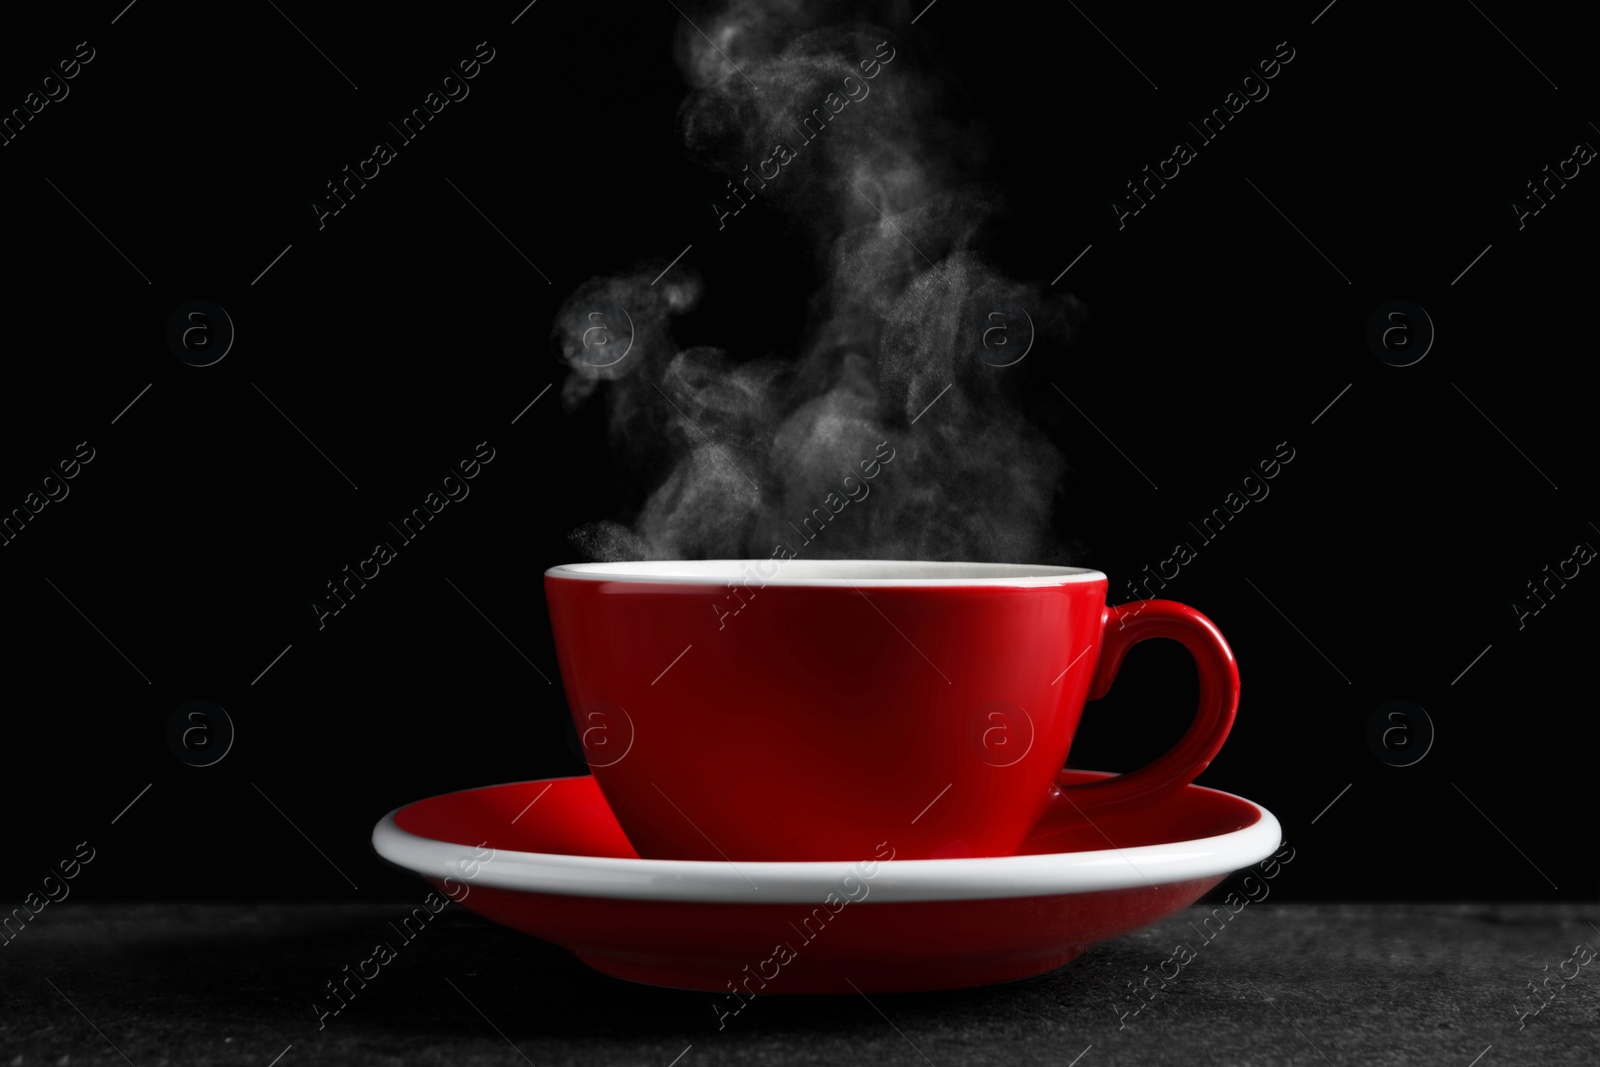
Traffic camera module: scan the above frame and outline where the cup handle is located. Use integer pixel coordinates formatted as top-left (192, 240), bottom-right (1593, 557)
top-left (1028, 599), bottom-right (1239, 840)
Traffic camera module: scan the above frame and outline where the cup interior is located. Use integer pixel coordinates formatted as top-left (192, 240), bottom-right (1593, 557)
top-left (547, 560), bottom-right (1104, 586)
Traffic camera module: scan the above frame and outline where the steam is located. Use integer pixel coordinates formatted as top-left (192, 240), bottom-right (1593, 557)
top-left (553, 0), bottom-right (1085, 563)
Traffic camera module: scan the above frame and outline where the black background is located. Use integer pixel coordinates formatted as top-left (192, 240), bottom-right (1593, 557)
top-left (1, 0), bottom-right (1594, 906)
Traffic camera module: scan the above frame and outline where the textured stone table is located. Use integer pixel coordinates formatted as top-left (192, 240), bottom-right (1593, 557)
top-left (1, 904), bottom-right (1595, 1065)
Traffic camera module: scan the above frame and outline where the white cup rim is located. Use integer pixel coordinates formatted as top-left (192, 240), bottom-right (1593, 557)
top-left (545, 560), bottom-right (1106, 587)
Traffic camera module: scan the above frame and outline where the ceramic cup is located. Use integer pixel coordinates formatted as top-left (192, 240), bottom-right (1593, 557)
top-left (544, 560), bottom-right (1238, 862)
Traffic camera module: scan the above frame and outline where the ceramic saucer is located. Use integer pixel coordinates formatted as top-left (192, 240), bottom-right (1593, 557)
top-left (372, 769), bottom-right (1280, 993)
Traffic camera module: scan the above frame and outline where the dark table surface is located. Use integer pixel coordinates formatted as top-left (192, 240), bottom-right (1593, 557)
top-left (3, 903), bottom-right (1595, 1066)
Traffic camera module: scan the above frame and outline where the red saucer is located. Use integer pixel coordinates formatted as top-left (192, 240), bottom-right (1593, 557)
top-left (374, 770), bottom-right (1279, 993)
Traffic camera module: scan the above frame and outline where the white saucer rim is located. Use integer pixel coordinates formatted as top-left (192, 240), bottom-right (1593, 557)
top-left (372, 774), bottom-right (1283, 904)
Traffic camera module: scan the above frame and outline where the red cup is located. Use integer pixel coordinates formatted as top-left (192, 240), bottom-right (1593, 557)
top-left (545, 561), bottom-right (1237, 862)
